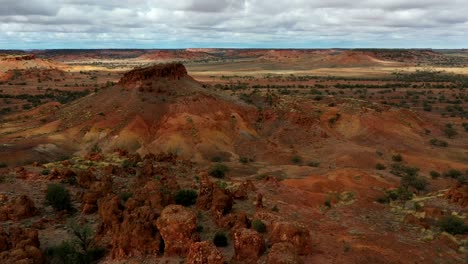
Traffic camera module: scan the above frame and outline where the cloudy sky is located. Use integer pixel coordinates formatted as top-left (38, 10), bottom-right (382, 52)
top-left (1, 0), bottom-right (467, 49)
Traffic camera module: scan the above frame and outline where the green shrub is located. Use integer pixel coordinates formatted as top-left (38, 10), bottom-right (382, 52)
top-left (391, 154), bottom-right (403, 162)
top-left (375, 163), bottom-right (386, 170)
top-left (438, 215), bottom-right (468, 235)
top-left (401, 174), bottom-right (428, 191)
top-left (174, 189), bottom-right (198, 207)
top-left (46, 222), bottom-right (105, 263)
top-left (213, 232), bottom-right (228, 247)
top-left (429, 138), bottom-right (448, 147)
top-left (377, 187), bottom-right (413, 203)
top-left (118, 192), bottom-right (133, 203)
top-left (271, 205), bottom-right (279, 212)
top-left (239, 156), bottom-right (252, 164)
top-left (211, 156), bottom-right (223, 162)
top-left (41, 169), bottom-right (50, 175)
top-left (209, 164), bottom-right (229, 179)
top-left (430, 171), bottom-right (441, 179)
top-left (307, 161), bottom-right (320, 167)
top-left (443, 169), bottom-right (462, 179)
top-left (46, 184), bottom-right (73, 212)
top-left (252, 219), bottom-right (266, 233)
top-left (291, 155), bottom-right (302, 164)
top-left (390, 163), bottom-right (419, 177)
top-left (0, 162), bottom-right (7, 168)
top-left (443, 124), bottom-right (457, 138)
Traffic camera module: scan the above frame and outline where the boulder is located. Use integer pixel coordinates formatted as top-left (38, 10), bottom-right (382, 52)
top-left (156, 205), bottom-right (198, 257)
top-left (233, 228), bottom-right (265, 262)
top-left (267, 242), bottom-right (303, 264)
top-left (186, 241), bottom-right (224, 264)
top-left (270, 222), bottom-right (311, 255)
top-left (0, 226), bottom-right (43, 263)
top-left (0, 195), bottom-right (37, 221)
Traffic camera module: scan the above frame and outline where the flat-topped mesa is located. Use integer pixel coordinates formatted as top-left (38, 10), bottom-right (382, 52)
top-left (118, 63), bottom-right (188, 89)
top-left (1, 54), bottom-right (36, 61)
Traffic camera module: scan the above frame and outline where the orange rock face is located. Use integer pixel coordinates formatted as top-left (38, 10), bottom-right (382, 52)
top-left (270, 222), bottom-right (312, 255)
top-left (445, 183), bottom-right (468, 207)
top-left (233, 228), bottom-right (265, 262)
top-left (0, 226), bottom-right (43, 263)
top-left (267, 242), bottom-right (304, 264)
top-left (0, 195), bottom-right (37, 221)
top-left (155, 205), bottom-right (198, 257)
top-left (186, 241), bottom-right (224, 264)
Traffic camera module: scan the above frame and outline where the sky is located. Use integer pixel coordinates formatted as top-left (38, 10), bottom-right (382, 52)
top-left (0, 0), bottom-right (467, 49)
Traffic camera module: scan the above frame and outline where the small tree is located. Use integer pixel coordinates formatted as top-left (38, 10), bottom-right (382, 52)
top-left (46, 184), bottom-right (73, 212)
top-left (174, 189), bottom-right (198, 207)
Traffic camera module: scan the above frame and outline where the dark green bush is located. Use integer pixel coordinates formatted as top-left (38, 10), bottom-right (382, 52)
top-left (42, 169), bottom-right (50, 175)
top-left (174, 189), bottom-right (198, 207)
top-left (291, 155), bottom-right (302, 164)
top-left (438, 215), bottom-right (468, 235)
top-left (390, 163), bottom-right (419, 177)
top-left (401, 174), bottom-right (428, 191)
top-left (0, 162), bottom-right (7, 168)
top-left (239, 156), bottom-right (252, 164)
top-left (213, 232), bottom-right (228, 247)
top-left (443, 124), bottom-right (457, 138)
top-left (430, 171), bottom-right (441, 179)
top-left (376, 163), bottom-right (386, 170)
top-left (118, 192), bottom-right (133, 203)
top-left (377, 187), bottom-right (413, 203)
top-left (391, 154), bottom-right (403, 162)
top-left (252, 219), bottom-right (266, 233)
top-left (209, 164), bottom-right (229, 179)
top-left (429, 138), bottom-right (448, 147)
top-left (46, 184), bottom-right (73, 212)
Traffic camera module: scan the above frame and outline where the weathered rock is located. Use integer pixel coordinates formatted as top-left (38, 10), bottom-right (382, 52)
top-left (267, 242), bottom-right (303, 264)
top-left (186, 241), bottom-right (224, 264)
top-left (270, 222), bottom-right (311, 255)
top-left (255, 193), bottom-right (263, 209)
top-left (77, 169), bottom-right (96, 188)
top-left (232, 180), bottom-right (256, 200)
top-left (196, 174), bottom-right (214, 210)
top-left (233, 228), bottom-right (265, 262)
top-left (0, 226), bottom-right (43, 264)
top-left (119, 63), bottom-right (188, 89)
top-left (98, 195), bottom-right (123, 234)
top-left (156, 205), bottom-right (198, 257)
top-left (211, 187), bottom-right (233, 220)
top-left (218, 212), bottom-right (249, 230)
top-left (445, 182), bottom-right (468, 207)
top-left (0, 195), bottom-right (37, 221)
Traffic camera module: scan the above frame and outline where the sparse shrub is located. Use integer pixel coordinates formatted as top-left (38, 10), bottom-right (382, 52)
top-left (376, 163), bottom-right (386, 170)
top-left (239, 156), bottom-right (252, 164)
top-left (0, 162), bottom-right (7, 168)
top-left (118, 192), bottom-right (133, 203)
top-left (437, 215), bottom-right (468, 235)
top-left (46, 184), bottom-right (73, 212)
top-left (324, 198), bottom-right (332, 208)
top-left (377, 187), bottom-right (413, 203)
top-left (45, 222), bottom-right (105, 263)
top-left (429, 138), bottom-right (448, 147)
top-left (91, 144), bottom-right (101, 153)
top-left (392, 154), bottom-right (403, 162)
top-left (430, 171), bottom-right (441, 179)
top-left (41, 169), bottom-right (50, 175)
top-left (174, 189), bottom-right (198, 207)
top-left (291, 155), bottom-right (302, 164)
top-left (271, 205), bottom-right (279, 212)
top-left (390, 163), bottom-right (419, 178)
top-left (213, 232), bottom-right (228, 247)
top-left (443, 124), bottom-right (457, 138)
top-left (401, 174), bottom-right (428, 191)
top-left (443, 169), bottom-right (467, 183)
top-left (252, 219), bottom-right (266, 233)
top-left (307, 161), bottom-right (320, 167)
top-left (209, 164), bottom-right (229, 178)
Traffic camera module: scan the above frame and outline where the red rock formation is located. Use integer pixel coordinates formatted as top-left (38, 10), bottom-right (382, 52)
top-left (118, 63), bottom-right (188, 89)
top-left (270, 222), bottom-right (311, 255)
top-left (155, 205), bottom-right (198, 257)
top-left (0, 226), bottom-right (43, 263)
top-left (211, 187), bottom-right (233, 220)
top-left (445, 182), bottom-right (468, 207)
top-left (196, 174), bottom-right (215, 210)
top-left (0, 195), bottom-right (37, 221)
top-left (186, 241), bottom-right (224, 264)
top-left (232, 180), bottom-right (256, 200)
top-left (233, 228), bottom-right (265, 262)
top-left (77, 169), bottom-right (96, 188)
top-left (267, 242), bottom-right (304, 264)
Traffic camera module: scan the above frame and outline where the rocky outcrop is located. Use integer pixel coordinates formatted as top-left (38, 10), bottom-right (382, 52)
top-left (445, 182), bottom-right (468, 207)
top-left (270, 222), bottom-right (311, 255)
top-left (186, 241), bottom-right (224, 264)
top-left (0, 226), bottom-right (43, 263)
top-left (118, 63), bottom-right (188, 89)
top-left (211, 187), bottom-right (233, 220)
top-left (156, 205), bottom-right (198, 257)
top-left (233, 228), bottom-right (265, 262)
top-left (267, 242), bottom-right (303, 264)
top-left (0, 195), bottom-right (38, 221)
top-left (232, 180), bottom-right (256, 200)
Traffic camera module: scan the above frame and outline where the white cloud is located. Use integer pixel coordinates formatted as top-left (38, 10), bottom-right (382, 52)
top-left (0, 0), bottom-right (466, 48)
